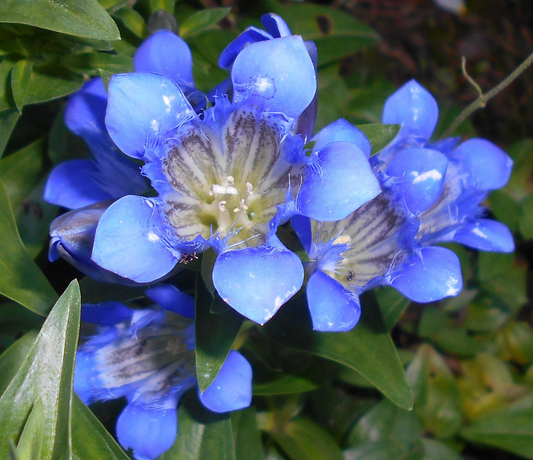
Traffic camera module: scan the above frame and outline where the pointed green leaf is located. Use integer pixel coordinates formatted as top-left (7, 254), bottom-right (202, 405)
top-left (61, 53), bottom-right (133, 76)
top-left (253, 374), bottom-right (320, 396)
top-left (406, 345), bottom-right (462, 438)
top-left (195, 275), bottom-right (244, 392)
top-left (0, 280), bottom-right (81, 459)
top-left (15, 399), bottom-right (45, 460)
top-left (264, 292), bottom-right (413, 409)
top-left (180, 8), bottom-right (231, 39)
top-left (0, 109), bottom-right (20, 157)
top-left (356, 124), bottom-right (400, 156)
top-left (0, 0), bottom-right (120, 40)
top-left (232, 408), bottom-right (264, 460)
top-left (461, 396), bottom-right (533, 459)
top-left (0, 331), bottom-right (38, 396)
top-left (421, 439), bottom-right (462, 460)
top-left (25, 65), bottom-right (84, 106)
top-left (264, 1), bottom-right (378, 66)
top-left (0, 177), bottom-right (57, 314)
top-left (112, 8), bottom-right (146, 38)
top-left (10, 60), bottom-right (33, 112)
top-left (159, 394), bottom-right (236, 460)
top-left (200, 248), bottom-right (217, 296)
top-left (72, 395), bottom-right (130, 460)
top-left (0, 58), bottom-right (16, 112)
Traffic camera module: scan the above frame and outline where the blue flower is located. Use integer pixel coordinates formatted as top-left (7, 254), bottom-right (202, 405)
top-left (44, 29), bottom-right (206, 211)
top-left (378, 80), bottom-right (515, 253)
top-left (88, 31), bottom-right (380, 325)
top-left (75, 284), bottom-right (252, 460)
top-left (292, 80), bottom-right (515, 332)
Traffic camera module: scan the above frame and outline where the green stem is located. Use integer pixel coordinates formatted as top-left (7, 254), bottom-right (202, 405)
top-left (440, 50), bottom-right (533, 139)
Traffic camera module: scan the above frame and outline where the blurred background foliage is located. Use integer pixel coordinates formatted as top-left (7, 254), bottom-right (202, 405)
top-left (0, 0), bottom-right (532, 459)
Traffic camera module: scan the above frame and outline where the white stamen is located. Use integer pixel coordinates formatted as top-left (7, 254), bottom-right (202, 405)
top-left (227, 176), bottom-right (235, 186)
top-left (234, 199), bottom-right (249, 213)
top-left (333, 235), bottom-right (351, 245)
top-left (219, 201), bottom-right (227, 212)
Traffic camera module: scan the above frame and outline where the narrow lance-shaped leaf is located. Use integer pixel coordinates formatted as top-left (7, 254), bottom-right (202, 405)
top-left (10, 60), bottom-right (33, 112)
top-left (356, 123), bottom-right (401, 156)
top-left (0, 177), bottom-right (57, 315)
top-left (0, 331), bottom-right (38, 396)
top-left (263, 292), bottom-right (413, 410)
top-left (179, 8), bottom-right (231, 39)
top-left (0, 109), bottom-right (20, 158)
top-left (0, 0), bottom-right (120, 40)
top-left (195, 274), bottom-right (244, 393)
top-left (72, 395), bottom-right (130, 460)
top-left (0, 280), bottom-right (81, 459)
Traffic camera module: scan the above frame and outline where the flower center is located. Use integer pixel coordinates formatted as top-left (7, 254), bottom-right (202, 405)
top-left (161, 107), bottom-right (298, 248)
top-left (312, 193), bottom-right (409, 289)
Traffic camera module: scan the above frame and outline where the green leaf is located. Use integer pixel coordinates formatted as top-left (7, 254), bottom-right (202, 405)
top-left (180, 7), bottom-right (231, 39)
top-left (406, 344), bottom-right (462, 438)
top-left (112, 8), bottom-right (146, 39)
top-left (0, 0), bottom-right (120, 40)
top-left (501, 139), bottom-right (533, 201)
top-left (25, 64), bottom-right (84, 106)
top-left (461, 395), bottom-right (533, 459)
top-left (200, 247), bottom-right (217, 296)
top-left (159, 394), bottom-right (236, 460)
top-left (253, 374), bottom-right (320, 396)
top-left (48, 107), bottom-right (88, 165)
top-left (264, 1), bottom-right (378, 66)
top-left (10, 59), bottom-right (33, 112)
top-left (195, 276), bottom-right (244, 393)
top-left (232, 408), bottom-right (265, 460)
top-left (520, 192), bottom-right (533, 239)
top-left (72, 395), bottom-right (130, 460)
top-left (478, 251), bottom-right (514, 282)
top-left (270, 419), bottom-right (343, 460)
top-left (0, 177), bottom-right (57, 315)
top-left (61, 52), bottom-right (133, 76)
top-left (348, 399), bottom-right (422, 449)
top-left (0, 331), bottom-right (37, 396)
top-left (0, 138), bottom-right (46, 211)
top-left (344, 441), bottom-right (417, 460)
top-left (15, 398), bottom-right (45, 459)
top-left (264, 292), bottom-right (413, 410)
top-left (356, 124), bottom-right (400, 156)
top-left (481, 263), bottom-right (528, 312)
top-left (0, 280), bottom-right (81, 459)
top-left (374, 286), bottom-right (410, 330)
top-left (421, 439), bottom-right (462, 460)
top-left (0, 58), bottom-right (16, 112)
top-left (0, 109), bottom-right (20, 157)
top-left (488, 190), bottom-right (521, 232)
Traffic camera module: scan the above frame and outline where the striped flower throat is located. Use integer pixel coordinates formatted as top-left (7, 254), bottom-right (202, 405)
top-left (161, 107), bottom-right (299, 248)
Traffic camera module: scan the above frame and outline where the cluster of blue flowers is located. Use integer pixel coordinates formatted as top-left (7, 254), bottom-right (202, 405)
top-left (45, 13), bottom-right (514, 460)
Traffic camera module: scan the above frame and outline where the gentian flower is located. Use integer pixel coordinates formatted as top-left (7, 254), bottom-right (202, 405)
top-left (378, 80), bottom-right (515, 253)
top-left (89, 29), bottom-right (380, 324)
top-left (44, 29), bottom-right (206, 211)
top-left (75, 284), bottom-right (252, 460)
top-left (292, 80), bottom-right (514, 332)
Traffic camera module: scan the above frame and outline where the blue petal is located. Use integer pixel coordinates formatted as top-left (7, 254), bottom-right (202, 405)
top-left (382, 80), bottom-right (439, 139)
top-left (44, 159), bottom-right (112, 209)
top-left (105, 73), bottom-right (195, 159)
top-left (294, 41), bottom-right (318, 142)
top-left (212, 244), bottom-right (304, 324)
top-left (199, 350), bottom-right (252, 412)
top-left (452, 219), bottom-right (515, 252)
top-left (298, 142), bottom-right (381, 221)
top-left (92, 196), bottom-right (178, 283)
top-left (291, 215), bottom-right (312, 254)
top-left (64, 77), bottom-right (109, 149)
top-left (386, 147), bottom-right (448, 214)
top-left (452, 138), bottom-right (513, 190)
top-left (218, 27), bottom-right (272, 69)
top-left (392, 247), bottom-right (462, 302)
top-left (231, 36), bottom-right (316, 120)
top-left (116, 399), bottom-right (178, 460)
top-left (134, 30), bottom-right (194, 86)
top-left (145, 285), bottom-right (195, 318)
top-left (74, 351), bottom-right (99, 405)
top-left (261, 13), bottom-right (292, 37)
top-left (81, 301), bottom-right (134, 325)
top-left (306, 271), bottom-right (361, 332)
top-left (311, 119), bottom-right (371, 158)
